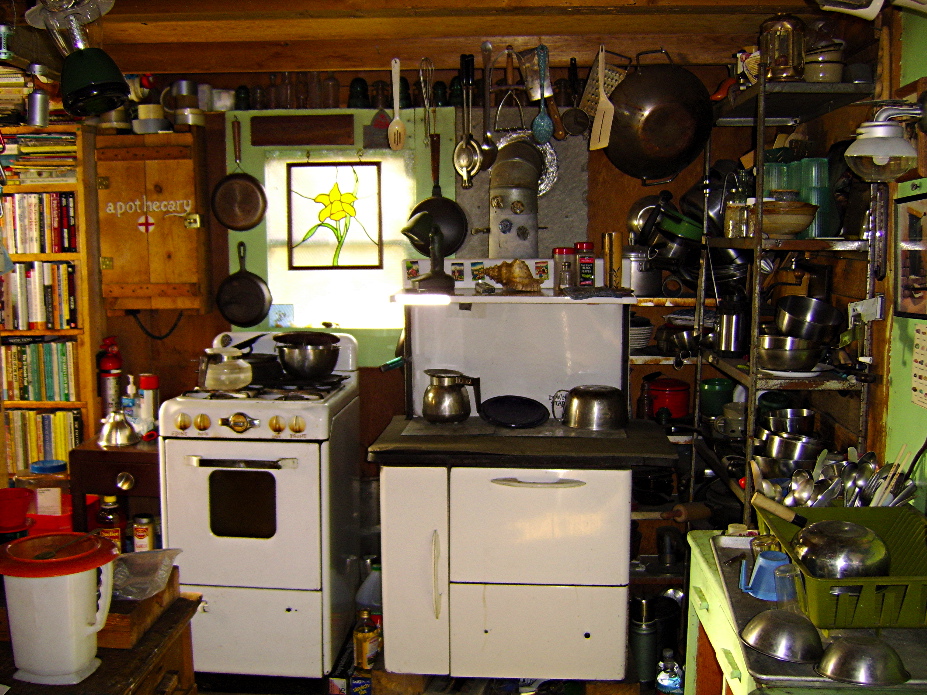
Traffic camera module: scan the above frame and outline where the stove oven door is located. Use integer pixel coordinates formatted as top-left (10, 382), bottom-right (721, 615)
top-left (161, 438), bottom-right (321, 590)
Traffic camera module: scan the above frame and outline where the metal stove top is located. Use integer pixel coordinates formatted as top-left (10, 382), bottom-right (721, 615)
top-left (159, 332), bottom-right (359, 440)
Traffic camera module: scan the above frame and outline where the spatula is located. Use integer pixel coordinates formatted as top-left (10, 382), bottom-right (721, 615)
top-left (588, 45), bottom-right (613, 150)
top-left (388, 58), bottom-right (406, 151)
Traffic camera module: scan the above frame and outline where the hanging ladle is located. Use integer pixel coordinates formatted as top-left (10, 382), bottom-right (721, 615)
top-left (479, 41), bottom-right (498, 170)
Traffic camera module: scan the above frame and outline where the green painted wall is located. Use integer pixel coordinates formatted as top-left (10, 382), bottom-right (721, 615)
top-left (886, 13), bottom-right (927, 509)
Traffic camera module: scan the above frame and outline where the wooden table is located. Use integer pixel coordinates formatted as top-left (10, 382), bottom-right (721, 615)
top-left (68, 439), bottom-right (160, 532)
top-left (0, 595), bottom-right (199, 695)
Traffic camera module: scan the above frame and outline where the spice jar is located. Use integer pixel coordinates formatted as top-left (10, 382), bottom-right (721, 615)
top-left (552, 247), bottom-right (575, 295)
top-left (574, 241), bottom-right (595, 287)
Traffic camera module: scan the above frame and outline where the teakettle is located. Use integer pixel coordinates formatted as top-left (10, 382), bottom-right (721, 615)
top-left (200, 347), bottom-right (252, 391)
top-left (422, 369), bottom-right (481, 423)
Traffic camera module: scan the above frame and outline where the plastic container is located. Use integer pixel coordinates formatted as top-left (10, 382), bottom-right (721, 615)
top-left (757, 505), bottom-right (927, 628)
top-left (356, 563), bottom-right (382, 614)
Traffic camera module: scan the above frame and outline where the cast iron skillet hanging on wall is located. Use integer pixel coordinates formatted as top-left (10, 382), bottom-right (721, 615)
top-left (212, 117), bottom-right (268, 231)
top-left (216, 241), bottom-right (272, 327)
top-left (605, 49), bottom-right (713, 185)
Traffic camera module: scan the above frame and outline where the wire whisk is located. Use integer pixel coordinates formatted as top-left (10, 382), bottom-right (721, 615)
top-left (419, 57), bottom-right (435, 144)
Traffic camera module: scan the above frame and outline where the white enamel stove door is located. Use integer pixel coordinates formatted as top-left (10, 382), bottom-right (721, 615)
top-left (161, 438), bottom-right (321, 589)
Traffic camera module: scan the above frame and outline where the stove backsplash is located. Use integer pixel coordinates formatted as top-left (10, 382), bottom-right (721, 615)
top-left (407, 303), bottom-right (627, 417)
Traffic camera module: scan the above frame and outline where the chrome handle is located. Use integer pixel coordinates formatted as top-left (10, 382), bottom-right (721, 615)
top-left (431, 529), bottom-right (442, 620)
top-left (186, 455), bottom-right (200, 466)
top-left (490, 477), bottom-right (586, 488)
top-left (115, 471), bottom-right (135, 490)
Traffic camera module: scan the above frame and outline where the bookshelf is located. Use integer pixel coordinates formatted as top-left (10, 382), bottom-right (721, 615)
top-left (0, 125), bottom-right (103, 476)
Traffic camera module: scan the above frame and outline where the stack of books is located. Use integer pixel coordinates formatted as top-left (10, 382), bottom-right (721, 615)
top-left (0, 66), bottom-right (28, 123)
top-left (0, 260), bottom-right (78, 330)
top-left (2, 408), bottom-right (83, 474)
top-left (0, 336), bottom-right (76, 401)
top-left (3, 132), bottom-right (78, 184)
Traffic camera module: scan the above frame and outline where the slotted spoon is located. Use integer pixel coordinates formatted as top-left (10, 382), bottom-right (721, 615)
top-left (388, 57), bottom-right (406, 151)
top-left (589, 45), bottom-right (613, 150)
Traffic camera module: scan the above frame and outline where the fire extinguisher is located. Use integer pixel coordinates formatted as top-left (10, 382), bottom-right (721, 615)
top-left (97, 336), bottom-right (122, 418)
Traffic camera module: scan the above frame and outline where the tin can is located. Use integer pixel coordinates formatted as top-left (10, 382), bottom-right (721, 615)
top-left (132, 513), bottom-right (156, 552)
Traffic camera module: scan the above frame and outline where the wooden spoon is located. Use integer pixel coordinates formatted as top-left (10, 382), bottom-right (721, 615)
top-left (388, 58), bottom-right (406, 151)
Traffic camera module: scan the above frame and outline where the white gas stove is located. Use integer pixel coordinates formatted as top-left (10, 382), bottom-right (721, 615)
top-left (158, 331), bottom-right (361, 678)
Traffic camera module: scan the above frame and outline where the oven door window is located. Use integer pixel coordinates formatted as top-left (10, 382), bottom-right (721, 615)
top-left (209, 470), bottom-right (276, 539)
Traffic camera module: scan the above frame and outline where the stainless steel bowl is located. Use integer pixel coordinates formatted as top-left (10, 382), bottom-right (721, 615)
top-left (741, 609), bottom-right (824, 664)
top-left (276, 344), bottom-right (340, 380)
top-left (815, 635), bottom-right (910, 685)
top-left (756, 335), bottom-right (824, 371)
top-left (776, 296), bottom-right (843, 343)
top-left (560, 385), bottom-right (628, 431)
top-left (762, 408), bottom-right (816, 435)
top-left (752, 455), bottom-right (815, 477)
top-left (766, 432), bottom-right (826, 460)
top-left (791, 520), bottom-right (890, 580)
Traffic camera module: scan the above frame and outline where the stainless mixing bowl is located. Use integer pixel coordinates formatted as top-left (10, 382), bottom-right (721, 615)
top-left (766, 432), bottom-right (826, 461)
top-left (816, 635), bottom-right (910, 685)
top-left (756, 335), bottom-right (824, 371)
top-left (775, 296), bottom-right (843, 343)
top-left (741, 609), bottom-right (824, 664)
top-left (762, 408), bottom-right (816, 435)
top-left (791, 520), bottom-right (890, 579)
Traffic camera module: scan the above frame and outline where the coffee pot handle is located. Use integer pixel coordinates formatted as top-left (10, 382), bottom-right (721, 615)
top-left (460, 375), bottom-right (481, 414)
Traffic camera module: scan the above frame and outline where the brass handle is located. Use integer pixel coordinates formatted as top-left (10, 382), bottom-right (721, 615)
top-left (115, 471), bottom-right (135, 490)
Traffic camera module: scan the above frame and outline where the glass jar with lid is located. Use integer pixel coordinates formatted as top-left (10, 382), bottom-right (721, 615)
top-left (759, 14), bottom-right (806, 82)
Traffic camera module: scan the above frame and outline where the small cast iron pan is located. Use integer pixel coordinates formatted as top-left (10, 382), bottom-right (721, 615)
top-left (480, 395), bottom-right (550, 429)
top-left (407, 134), bottom-right (468, 257)
top-left (216, 241), bottom-right (272, 327)
top-left (212, 117), bottom-right (268, 231)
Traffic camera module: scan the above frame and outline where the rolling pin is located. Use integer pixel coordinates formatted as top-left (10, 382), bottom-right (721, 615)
top-left (660, 502), bottom-right (712, 522)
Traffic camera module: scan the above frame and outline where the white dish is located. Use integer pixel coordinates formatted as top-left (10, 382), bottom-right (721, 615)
top-left (760, 364), bottom-right (832, 378)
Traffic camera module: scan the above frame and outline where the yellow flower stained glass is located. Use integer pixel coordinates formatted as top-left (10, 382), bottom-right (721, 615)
top-left (313, 183), bottom-right (357, 223)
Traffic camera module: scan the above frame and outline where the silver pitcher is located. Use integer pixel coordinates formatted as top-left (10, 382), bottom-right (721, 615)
top-left (422, 369), bottom-right (481, 423)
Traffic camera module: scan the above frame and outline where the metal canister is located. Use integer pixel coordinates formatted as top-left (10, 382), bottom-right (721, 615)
top-left (622, 246), bottom-right (662, 297)
top-left (132, 513), bottom-right (156, 552)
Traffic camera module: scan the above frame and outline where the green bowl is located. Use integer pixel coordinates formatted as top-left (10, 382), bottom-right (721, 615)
top-left (657, 208), bottom-right (703, 242)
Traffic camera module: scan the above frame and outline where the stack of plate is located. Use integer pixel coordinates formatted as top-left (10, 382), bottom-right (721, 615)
top-left (666, 308), bottom-right (717, 328)
top-left (629, 323), bottom-right (654, 352)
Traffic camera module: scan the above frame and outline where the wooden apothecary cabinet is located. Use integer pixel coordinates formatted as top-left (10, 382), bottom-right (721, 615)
top-left (95, 131), bottom-right (211, 315)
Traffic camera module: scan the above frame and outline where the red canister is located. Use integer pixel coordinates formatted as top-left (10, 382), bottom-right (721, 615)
top-left (648, 377), bottom-right (690, 419)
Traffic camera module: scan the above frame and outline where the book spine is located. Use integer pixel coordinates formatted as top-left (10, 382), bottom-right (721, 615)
top-left (65, 261), bottom-right (76, 328)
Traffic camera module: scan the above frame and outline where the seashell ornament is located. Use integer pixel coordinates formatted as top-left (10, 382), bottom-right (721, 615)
top-left (483, 259), bottom-right (542, 292)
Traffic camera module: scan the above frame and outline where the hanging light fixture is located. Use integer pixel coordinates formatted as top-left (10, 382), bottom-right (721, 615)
top-left (844, 98), bottom-right (925, 280)
top-left (25, 0), bottom-right (128, 118)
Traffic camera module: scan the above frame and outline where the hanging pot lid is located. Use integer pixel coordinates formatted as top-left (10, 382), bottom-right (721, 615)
top-left (480, 395), bottom-right (550, 429)
top-left (0, 533), bottom-right (118, 578)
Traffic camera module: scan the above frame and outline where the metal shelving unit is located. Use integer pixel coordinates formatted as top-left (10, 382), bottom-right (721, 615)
top-left (692, 72), bottom-right (877, 522)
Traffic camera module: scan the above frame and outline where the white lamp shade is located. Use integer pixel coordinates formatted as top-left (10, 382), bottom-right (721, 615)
top-left (844, 121), bottom-right (918, 182)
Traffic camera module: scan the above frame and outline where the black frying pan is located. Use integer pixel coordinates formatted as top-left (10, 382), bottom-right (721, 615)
top-left (408, 133), bottom-right (468, 257)
top-left (212, 118), bottom-right (268, 231)
top-left (216, 241), bottom-right (272, 327)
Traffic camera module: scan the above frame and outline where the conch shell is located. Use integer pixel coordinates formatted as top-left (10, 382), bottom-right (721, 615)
top-left (483, 259), bottom-right (542, 292)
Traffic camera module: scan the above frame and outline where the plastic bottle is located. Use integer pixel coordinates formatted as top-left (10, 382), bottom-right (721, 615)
top-left (97, 496), bottom-right (125, 553)
top-left (353, 609), bottom-right (380, 670)
top-left (356, 563), bottom-right (383, 637)
top-left (137, 373), bottom-right (160, 434)
top-left (121, 374), bottom-right (138, 431)
top-left (655, 648), bottom-right (684, 695)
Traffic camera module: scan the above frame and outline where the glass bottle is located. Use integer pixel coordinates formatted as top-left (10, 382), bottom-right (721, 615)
top-left (353, 609), bottom-right (380, 670)
top-left (279, 71), bottom-right (294, 109)
top-left (723, 170), bottom-right (754, 238)
top-left (306, 71), bottom-right (321, 108)
top-left (267, 73), bottom-right (279, 109)
top-left (234, 85), bottom-right (251, 111)
top-left (251, 83), bottom-right (267, 110)
top-left (96, 496), bottom-right (125, 553)
top-left (321, 72), bottom-right (340, 108)
top-left (294, 73), bottom-right (308, 109)
top-left (655, 648), bottom-right (684, 695)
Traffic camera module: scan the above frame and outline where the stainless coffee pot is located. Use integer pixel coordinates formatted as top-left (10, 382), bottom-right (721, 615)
top-left (422, 369), bottom-right (481, 423)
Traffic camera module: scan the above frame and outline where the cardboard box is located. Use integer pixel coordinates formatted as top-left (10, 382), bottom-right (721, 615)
top-left (329, 635), bottom-right (354, 695)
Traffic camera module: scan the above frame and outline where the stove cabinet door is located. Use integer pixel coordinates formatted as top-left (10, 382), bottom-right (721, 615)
top-left (380, 466), bottom-right (450, 675)
top-left (449, 467), bottom-right (632, 586)
top-left (160, 438), bottom-right (321, 590)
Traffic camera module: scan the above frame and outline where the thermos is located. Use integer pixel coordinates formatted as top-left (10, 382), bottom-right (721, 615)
top-left (716, 294), bottom-right (749, 357)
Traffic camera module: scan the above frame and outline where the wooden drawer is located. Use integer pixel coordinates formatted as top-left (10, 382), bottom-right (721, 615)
top-left (70, 459), bottom-right (160, 497)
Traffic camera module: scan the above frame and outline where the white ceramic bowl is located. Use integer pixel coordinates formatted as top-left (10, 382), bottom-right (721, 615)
top-left (132, 118), bottom-right (172, 134)
top-left (805, 62), bottom-right (844, 83)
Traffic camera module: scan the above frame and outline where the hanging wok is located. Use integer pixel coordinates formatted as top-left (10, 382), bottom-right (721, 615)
top-left (212, 117), bottom-right (268, 231)
top-left (605, 49), bottom-right (713, 185)
top-left (216, 241), bottom-right (272, 327)
top-left (408, 133), bottom-right (468, 257)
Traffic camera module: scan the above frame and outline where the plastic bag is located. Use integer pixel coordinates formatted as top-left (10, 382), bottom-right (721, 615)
top-left (112, 548), bottom-right (182, 600)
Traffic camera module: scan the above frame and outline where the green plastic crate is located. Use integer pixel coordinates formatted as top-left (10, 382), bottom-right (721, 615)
top-left (756, 505), bottom-right (927, 629)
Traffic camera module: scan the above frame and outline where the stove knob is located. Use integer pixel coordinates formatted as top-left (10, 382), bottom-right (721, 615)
top-left (194, 414), bottom-right (211, 431)
top-left (219, 412), bottom-right (259, 433)
top-left (289, 415), bottom-right (306, 434)
top-left (268, 415), bottom-right (286, 433)
top-left (174, 412), bottom-right (192, 431)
